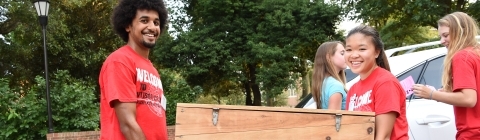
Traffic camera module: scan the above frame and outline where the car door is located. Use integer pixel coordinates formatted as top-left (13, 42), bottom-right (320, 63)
top-left (398, 55), bottom-right (456, 140)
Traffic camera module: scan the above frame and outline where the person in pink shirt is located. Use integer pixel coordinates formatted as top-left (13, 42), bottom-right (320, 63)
top-left (412, 12), bottom-right (480, 140)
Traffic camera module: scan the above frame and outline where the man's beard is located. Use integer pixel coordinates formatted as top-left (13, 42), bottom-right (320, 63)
top-left (143, 41), bottom-right (156, 49)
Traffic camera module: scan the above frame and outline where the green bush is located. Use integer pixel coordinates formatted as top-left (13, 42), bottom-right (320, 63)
top-left (160, 69), bottom-right (201, 125)
top-left (0, 70), bottom-right (99, 139)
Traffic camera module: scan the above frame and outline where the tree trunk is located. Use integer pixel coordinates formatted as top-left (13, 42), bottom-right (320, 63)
top-left (439, 0), bottom-right (452, 15)
top-left (244, 80), bottom-right (253, 106)
top-left (216, 94), bottom-right (221, 104)
top-left (456, 0), bottom-right (466, 11)
top-left (248, 63), bottom-right (262, 106)
top-left (252, 83), bottom-right (262, 106)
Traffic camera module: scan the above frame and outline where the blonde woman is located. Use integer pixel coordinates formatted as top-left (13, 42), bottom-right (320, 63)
top-left (310, 41), bottom-right (348, 110)
top-left (413, 12), bottom-right (480, 139)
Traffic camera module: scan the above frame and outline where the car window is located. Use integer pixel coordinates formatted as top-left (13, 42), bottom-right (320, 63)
top-left (397, 63), bottom-right (426, 84)
top-left (345, 69), bottom-right (358, 82)
top-left (397, 62), bottom-right (426, 99)
top-left (397, 55), bottom-right (445, 99)
top-left (421, 56), bottom-right (445, 89)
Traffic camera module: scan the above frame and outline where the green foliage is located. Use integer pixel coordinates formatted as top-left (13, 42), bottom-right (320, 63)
top-left (156, 0), bottom-right (343, 106)
top-left (261, 91), bottom-right (288, 107)
top-left (223, 93), bottom-right (246, 105)
top-left (159, 69), bottom-right (200, 125)
top-left (1, 0), bottom-right (120, 88)
top-left (152, 32), bottom-right (201, 125)
top-left (195, 93), bottom-right (246, 105)
top-left (40, 70), bottom-right (99, 131)
top-left (339, 0), bottom-right (473, 28)
top-left (1, 0), bottom-right (201, 133)
top-left (378, 21), bottom-right (433, 49)
top-left (196, 95), bottom-right (221, 105)
top-left (466, 1), bottom-right (480, 22)
top-left (337, 0), bottom-right (480, 47)
top-left (1, 85), bottom-right (38, 140)
top-left (0, 70), bottom-right (98, 139)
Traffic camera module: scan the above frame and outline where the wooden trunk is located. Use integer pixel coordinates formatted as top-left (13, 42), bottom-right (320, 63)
top-left (175, 103), bottom-right (375, 140)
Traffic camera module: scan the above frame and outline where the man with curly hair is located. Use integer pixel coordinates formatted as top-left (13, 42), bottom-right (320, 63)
top-left (98, 0), bottom-right (169, 139)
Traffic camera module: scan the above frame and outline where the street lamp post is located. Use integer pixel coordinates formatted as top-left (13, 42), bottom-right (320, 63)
top-left (34, 0), bottom-right (53, 133)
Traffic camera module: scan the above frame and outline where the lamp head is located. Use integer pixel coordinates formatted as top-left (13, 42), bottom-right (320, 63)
top-left (34, 0), bottom-right (49, 17)
top-left (34, 0), bottom-right (49, 26)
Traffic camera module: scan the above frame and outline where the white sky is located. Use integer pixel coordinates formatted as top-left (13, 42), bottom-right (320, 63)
top-left (338, 19), bottom-right (361, 36)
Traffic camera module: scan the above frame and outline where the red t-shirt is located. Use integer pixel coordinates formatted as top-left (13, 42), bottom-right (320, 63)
top-left (451, 47), bottom-right (480, 139)
top-left (99, 46), bottom-right (168, 140)
top-left (346, 67), bottom-right (408, 140)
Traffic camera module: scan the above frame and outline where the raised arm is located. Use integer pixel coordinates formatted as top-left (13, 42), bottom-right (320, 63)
top-left (436, 89), bottom-right (477, 107)
top-left (413, 53), bottom-right (478, 107)
top-left (414, 87), bottom-right (477, 107)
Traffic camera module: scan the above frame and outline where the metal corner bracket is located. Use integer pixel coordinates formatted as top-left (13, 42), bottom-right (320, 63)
top-left (212, 108), bottom-right (220, 126)
top-left (335, 114), bottom-right (342, 132)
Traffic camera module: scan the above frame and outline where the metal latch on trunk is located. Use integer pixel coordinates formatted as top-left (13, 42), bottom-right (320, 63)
top-left (335, 114), bottom-right (342, 132)
top-left (212, 108), bottom-right (220, 126)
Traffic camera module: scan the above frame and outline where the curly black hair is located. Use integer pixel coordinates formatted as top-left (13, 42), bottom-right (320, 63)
top-left (111, 0), bottom-right (169, 42)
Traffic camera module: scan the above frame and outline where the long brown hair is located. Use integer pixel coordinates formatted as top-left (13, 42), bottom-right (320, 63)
top-left (438, 12), bottom-right (480, 92)
top-left (346, 25), bottom-right (390, 71)
top-left (311, 41), bottom-right (347, 109)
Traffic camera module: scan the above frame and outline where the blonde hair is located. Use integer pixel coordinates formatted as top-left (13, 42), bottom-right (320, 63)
top-left (311, 41), bottom-right (347, 109)
top-left (438, 12), bottom-right (480, 92)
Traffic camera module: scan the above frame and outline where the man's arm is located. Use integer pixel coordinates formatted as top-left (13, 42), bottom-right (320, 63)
top-left (112, 100), bottom-right (146, 140)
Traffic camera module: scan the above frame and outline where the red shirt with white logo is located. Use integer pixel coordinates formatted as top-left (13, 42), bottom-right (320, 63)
top-left (346, 67), bottom-right (408, 140)
top-left (451, 47), bottom-right (480, 140)
top-left (99, 46), bottom-right (168, 140)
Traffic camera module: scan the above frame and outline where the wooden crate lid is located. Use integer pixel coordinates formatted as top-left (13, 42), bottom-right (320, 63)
top-left (177, 103), bottom-right (374, 116)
